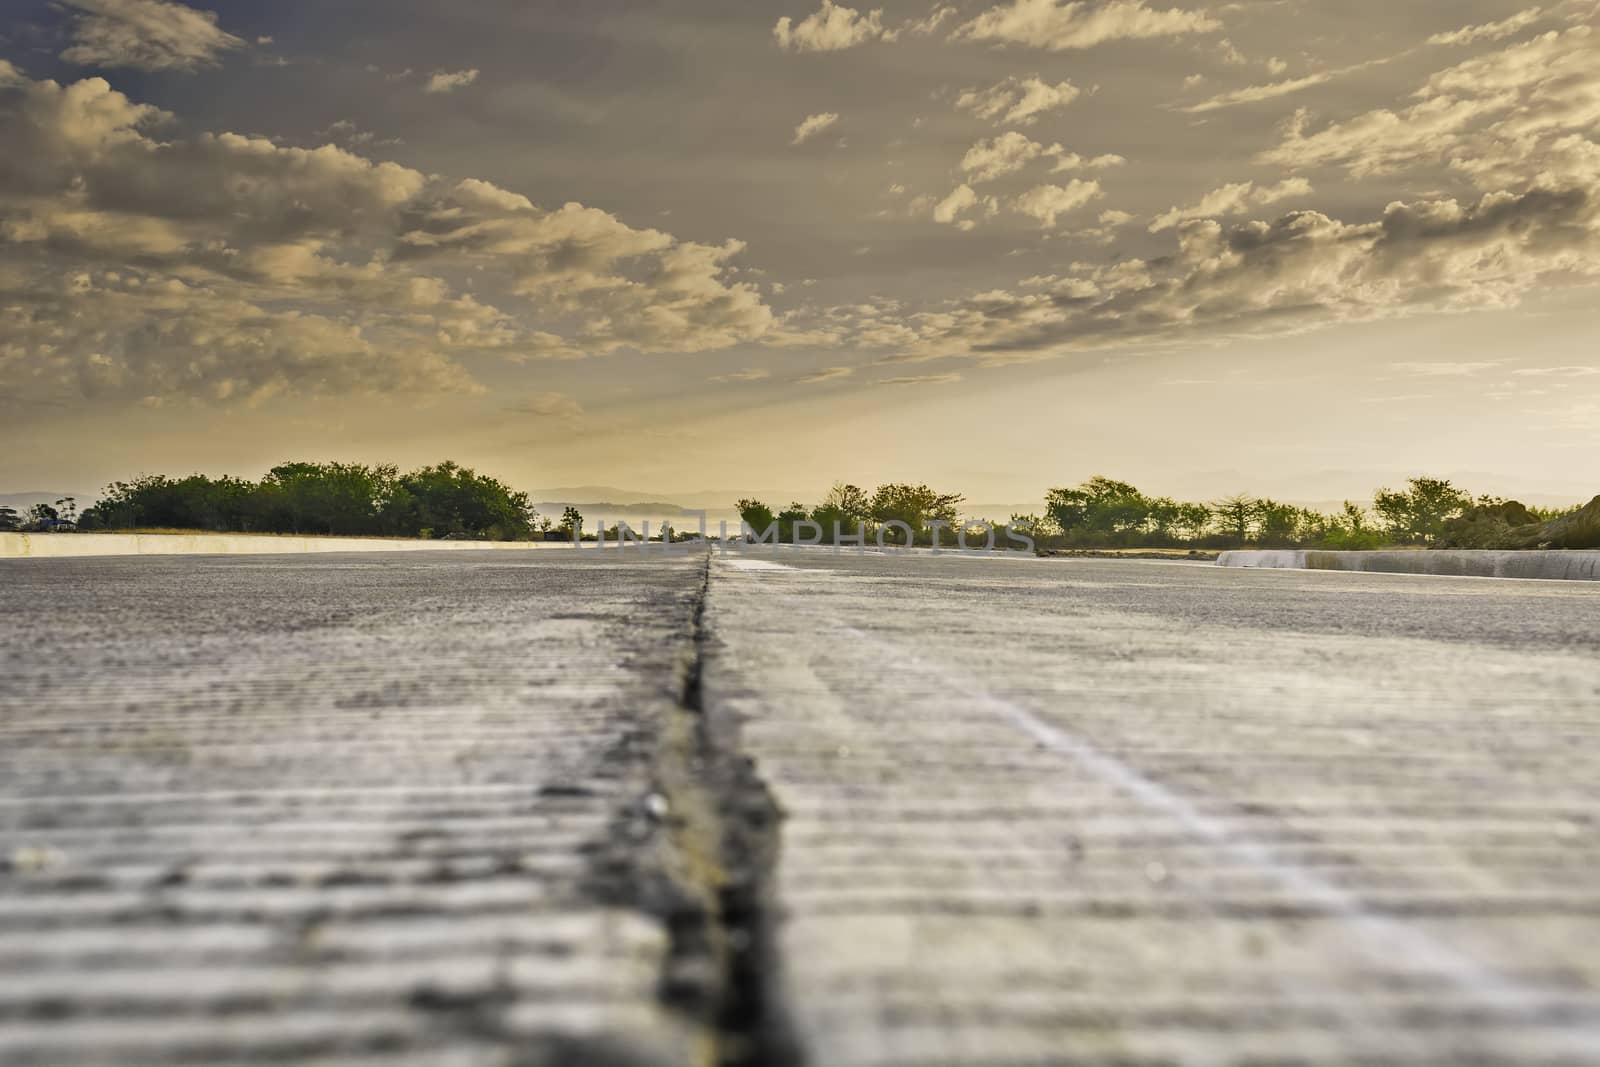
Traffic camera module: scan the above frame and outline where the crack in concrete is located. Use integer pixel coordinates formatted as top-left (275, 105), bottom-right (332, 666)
top-left (584, 552), bottom-right (800, 1067)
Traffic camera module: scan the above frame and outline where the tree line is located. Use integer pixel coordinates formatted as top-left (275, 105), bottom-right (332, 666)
top-left (1023, 476), bottom-right (1579, 550)
top-left (23, 461), bottom-right (544, 541)
top-left (736, 476), bottom-right (1582, 550)
top-left (737, 483), bottom-right (971, 547)
top-left (6, 465), bottom-right (1582, 550)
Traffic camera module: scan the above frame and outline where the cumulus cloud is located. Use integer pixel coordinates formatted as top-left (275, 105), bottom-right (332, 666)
top-left (1050, 151), bottom-right (1126, 172)
top-left (0, 64), bottom-right (775, 405)
top-left (1013, 180), bottom-right (1104, 227)
top-left (0, 269), bottom-right (474, 408)
top-left (954, 75), bottom-right (1080, 126)
top-left (960, 131), bottom-right (1054, 182)
top-left (931, 184), bottom-right (999, 229)
top-left (792, 111), bottom-right (840, 145)
top-left (773, 1), bottom-right (891, 52)
top-left (956, 132), bottom-right (1114, 185)
top-left (58, 0), bottom-right (243, 73)
top-left (878, 186), bottom-right (1600, 363)
top-left (932, 184), bottom-right (979, 224)
top-left (424, 68), bottom-right (479, 94)
top-left (951, 0), bottom-right (1220, 52)
top-left (1148, 177), bottom-right (1312, 231)
top-left (906, 4), bottom-right (959, 35)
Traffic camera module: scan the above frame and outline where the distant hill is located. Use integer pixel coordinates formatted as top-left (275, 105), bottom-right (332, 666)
top-left (533, 499), bottom-right (699, 516)
top-left (527, 486), bottom-right (689, 507)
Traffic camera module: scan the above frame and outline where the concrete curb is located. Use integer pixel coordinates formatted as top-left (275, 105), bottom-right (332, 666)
top-left (1217, 549), bottom-right (1600, 582)
top-left (1, 532), bottom-right (575, 559)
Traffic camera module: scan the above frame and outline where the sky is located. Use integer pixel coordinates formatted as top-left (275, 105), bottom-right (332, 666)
top-left (2, 0), bottom-right (1599, 511)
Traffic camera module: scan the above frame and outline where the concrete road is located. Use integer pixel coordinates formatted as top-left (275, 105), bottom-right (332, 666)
top-left (3, 549), bottom-right (1599, 1066)
top-left (708, 550), bottom-right (1600, 1066)
top-left (0, 552), bottom-right (712, 1067)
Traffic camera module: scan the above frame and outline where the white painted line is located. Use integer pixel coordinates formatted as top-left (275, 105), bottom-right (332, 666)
top-left (807, 608), bottom-right (1600, 1046)
top-left (718, 557), bottom-right (798, 572)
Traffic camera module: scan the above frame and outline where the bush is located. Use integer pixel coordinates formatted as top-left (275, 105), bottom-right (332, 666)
top-left (79, 460), bottom-right (537, 540)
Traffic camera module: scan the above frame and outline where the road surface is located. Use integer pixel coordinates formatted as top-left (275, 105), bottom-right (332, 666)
top-left (2, 548), bottom-right (1598, 1065)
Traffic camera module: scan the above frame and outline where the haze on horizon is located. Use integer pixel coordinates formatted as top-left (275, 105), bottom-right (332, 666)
top-left (1, 0), bottom-right (1598, 509)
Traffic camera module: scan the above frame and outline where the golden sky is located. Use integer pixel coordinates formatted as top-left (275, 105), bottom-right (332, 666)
top-left (2, 0), bottom-right (1598, 508)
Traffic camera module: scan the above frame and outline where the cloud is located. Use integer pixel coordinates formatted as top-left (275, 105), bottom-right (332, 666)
top-left (1511, 365), bottom-right (1600, 377)
top-left (884, 185), bottom-right (1600, 363)
top-left (954, 75), bottom-right (1080, 126)
top-left (932, 183), bottom-right (998, 228)
top-left (424, 68), bottom-right (480, 94)
top-left (773, 1), bottom-right (891, 52)
top-left (876, 373), bottom-right (962, 385)
top-left (1388, 361), bottom-right (1502, 377)
top-left (1428, 8), bottom-right (1544, 47)
top-left (0, 269), bottom-right (475, 408)
top-left (960, 131), bottom-right (1053, 182)
top-left (1050, 151), bottom-right (1126, 172)
top-left (796, 365), bottom-right (854, 383)
top-left (1012, 180), bottom-right (1104, 227)
top-left (398, 181), bottom-right (774, 354)
top-left (932, 184), bottom-right (977, 223)
top-left (1182, 70), bottom-right (1341, 113)
top-left (906, 5), bottom-right (959, 35)
top-left (951, 0), bottom-right (1220, 52)
top-left (709, 367), bottom-right (772, 383)
top-left (1148, 177), bottom-right (1312, 231)
top-left (58, 0), bottom-right (243, 73)
top-left (505, 391), bottom-right (584, 417)
top-left (0, 64), bottom-right (776, 405)
top-left (792, 111), bottom-right (840, 145)
top-left (319, 118), bottom-right (404, 149)
top-left (1259, 27), bottom-right (1600, 178)
top-left (1064, 207), bottom-right (1135, 244)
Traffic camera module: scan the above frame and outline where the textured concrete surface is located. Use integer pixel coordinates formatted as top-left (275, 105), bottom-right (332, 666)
top-left (0, 532), bottom-right (572, 559)
top-left (0, 552), bottom-right (714, 1066)
top-left (705, 551), bottom-right (1600, 1066)
top-left (1219, 549), bottom-right (1600, 582)
top-left (5, 550), bottom-right (1600, 1066)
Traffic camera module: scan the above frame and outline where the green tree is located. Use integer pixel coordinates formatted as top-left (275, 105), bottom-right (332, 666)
top-left (387, 461), bottom-right (534, 540)
top-left (1253, 498), bottom-right (1307, 548)
top-left (777, 502), bottom-right (811, 543)
top-left (869, 483), bottom-right (964, 544)
top-left (810, 482), bottom-right (870, 539)
top-left (1317, 501), bottom-right (1387, 549)
top-left (559, 506), bottom-right (583, 541)
top-left (737, 498), bottom-right (776, 539)
top-left (1045, 477), bottom-right (1151, 544)
top-left (1211, 494), bottom-right (1257, 545)
top-left (1373, 477), bottom-right (1472, 545)
top-left (0, 506), bottom-right (19, 532)
top-left (259, 462), bottom-right (395, 536)
top-left (1172, 502), bottom-right (1213, 542)
top-left (23, 503), bottom-right (59, 531)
